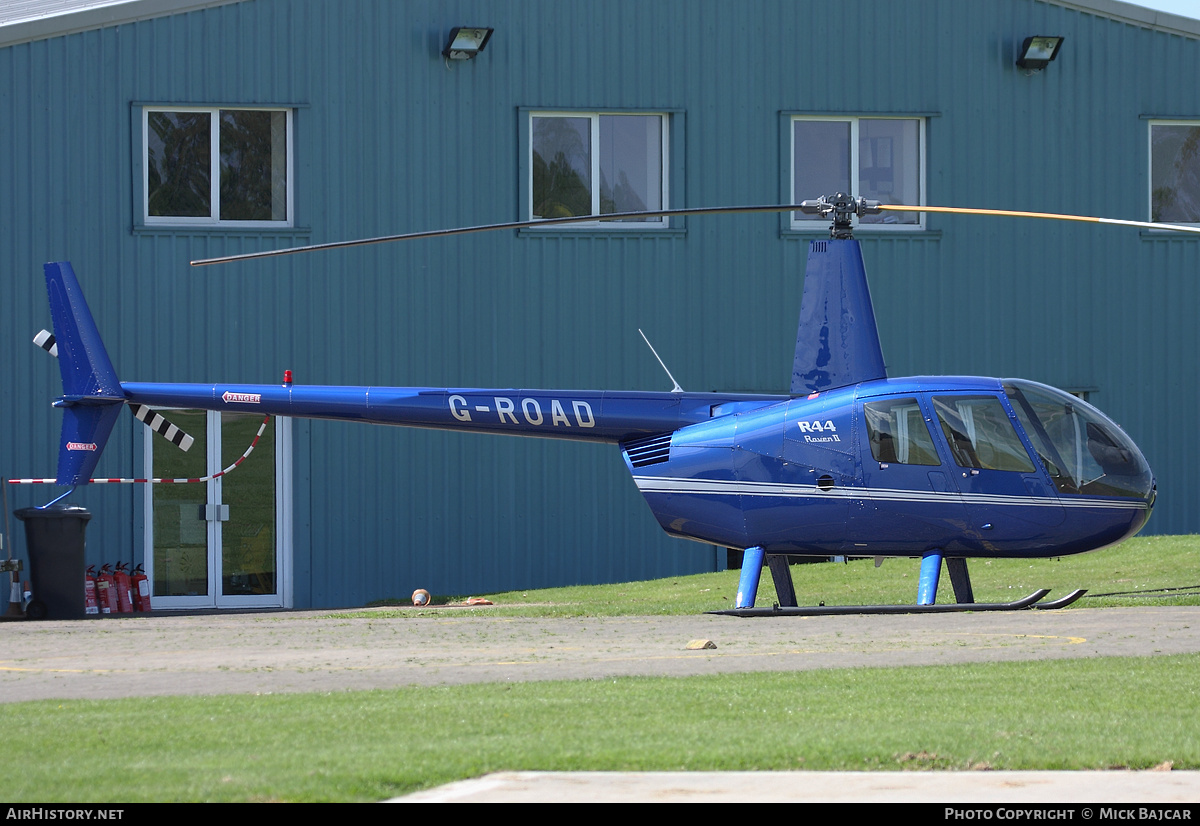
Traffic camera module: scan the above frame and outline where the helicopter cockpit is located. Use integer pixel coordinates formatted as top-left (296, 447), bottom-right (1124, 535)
top-left (862, 380), bottom-right (1154, 504)
top-left (1002, 379), bottom-right (1154, 500)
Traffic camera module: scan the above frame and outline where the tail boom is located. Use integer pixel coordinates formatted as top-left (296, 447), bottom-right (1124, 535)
top-left (39, 260), bottom-right (785, 486)
top-left (120, 383), bottom-right (786, 444)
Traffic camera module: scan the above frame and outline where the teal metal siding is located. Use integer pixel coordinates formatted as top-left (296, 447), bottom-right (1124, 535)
top-left (2, 0), bottom-right (1199, 607)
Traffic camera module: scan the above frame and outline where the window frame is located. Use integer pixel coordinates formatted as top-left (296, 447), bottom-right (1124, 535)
top-left (789, 114), bottom-right (926, 232)
top-left (1148, 119), bottom-right (1200, 226)
top-left (141, 105), bottom-right (294, 229)
top-left (525, 109), bottom-right (671, 230)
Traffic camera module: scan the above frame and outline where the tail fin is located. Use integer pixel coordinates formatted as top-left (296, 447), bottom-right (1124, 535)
top-left (44, 262), bottom-right (125, 485)
top-left (790, 239), bottom-right (887, 395)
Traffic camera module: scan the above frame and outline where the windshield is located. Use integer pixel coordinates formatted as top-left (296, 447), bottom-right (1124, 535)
top-left (1003, 380), bottom-right (1153, 499)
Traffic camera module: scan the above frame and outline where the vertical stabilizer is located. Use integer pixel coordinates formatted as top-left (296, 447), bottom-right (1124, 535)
top-left (790, 239), bottom-right (887, 395)
top-left (44, 262), bottom-right (125, 485)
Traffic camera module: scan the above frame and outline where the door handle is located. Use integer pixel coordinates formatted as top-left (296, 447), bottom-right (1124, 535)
top-left (200, 504), bottom-right (230, 522)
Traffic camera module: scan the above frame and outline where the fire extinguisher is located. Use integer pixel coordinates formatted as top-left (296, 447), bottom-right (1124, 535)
top-left (131, 564), bottom-right (151, 613)
top-left (96, 564), bottom-right (115, 615)
top-left (84, 565), bottom-right (99, 615)
top-left (113, 563), bottom-right (134, 614)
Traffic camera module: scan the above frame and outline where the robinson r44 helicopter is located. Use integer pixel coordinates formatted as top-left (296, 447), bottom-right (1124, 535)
top-left (24, 194), bottom-right (1182, 615)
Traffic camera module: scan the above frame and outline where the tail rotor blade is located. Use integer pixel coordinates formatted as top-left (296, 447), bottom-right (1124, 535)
top-left (33, 329), bottom-right (58, 357)
top-left (129, 403), bottom-right (195, 452)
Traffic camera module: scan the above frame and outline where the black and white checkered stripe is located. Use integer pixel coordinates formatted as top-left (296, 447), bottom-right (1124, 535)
top-left (33, 329), bottom-right (57, 357)
top-left (129, 404), bottom-right (195, 452)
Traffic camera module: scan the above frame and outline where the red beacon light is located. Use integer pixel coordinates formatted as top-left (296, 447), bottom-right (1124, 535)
top-left (283, 370), bottom-right (293, 387)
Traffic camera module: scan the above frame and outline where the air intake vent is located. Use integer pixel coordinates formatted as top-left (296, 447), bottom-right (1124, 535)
top-left (811, 240), bottom-right (827, 253)
top-left (623, 433), bottom-right (672, 468)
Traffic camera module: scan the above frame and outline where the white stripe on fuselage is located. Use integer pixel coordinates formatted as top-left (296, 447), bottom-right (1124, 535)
top-left (631, 476), bottom-right (1148, 511)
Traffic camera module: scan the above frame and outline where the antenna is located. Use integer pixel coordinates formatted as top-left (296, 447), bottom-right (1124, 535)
top-left (638, 329), bottom-right (684, 394)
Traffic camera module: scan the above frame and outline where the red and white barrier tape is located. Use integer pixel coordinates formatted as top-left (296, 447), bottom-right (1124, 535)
top-left (8, 416), bottom-right (270, 485)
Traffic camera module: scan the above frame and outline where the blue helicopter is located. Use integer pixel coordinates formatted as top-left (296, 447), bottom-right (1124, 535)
top-left (31, 194), bottom-right (1173, 615)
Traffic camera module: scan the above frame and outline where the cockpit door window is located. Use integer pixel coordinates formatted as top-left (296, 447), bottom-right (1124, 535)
top-left (863, 397), bottom-right (939, 466)
top-left (931, 395), bottom-right (1035, 473)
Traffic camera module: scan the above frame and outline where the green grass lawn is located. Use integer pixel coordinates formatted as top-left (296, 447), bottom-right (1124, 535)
top-left (8, 655), bottom-right (1199, 802)
top-left (359, 533), bottom-right (1200, 618)
top-left (5, 534), bottom-right (1199, 802)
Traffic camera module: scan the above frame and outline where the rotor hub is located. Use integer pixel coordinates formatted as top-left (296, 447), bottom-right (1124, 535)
top-left (798, 193), bottom-right (883, 239)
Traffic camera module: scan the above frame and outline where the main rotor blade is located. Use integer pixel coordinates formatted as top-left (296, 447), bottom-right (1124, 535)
top-left (190, 200), bottom-right (1200, 267)
top-left (189, 203), bottom-right (811, 266)
top-left (878, 203), bottom-right (1200, 234)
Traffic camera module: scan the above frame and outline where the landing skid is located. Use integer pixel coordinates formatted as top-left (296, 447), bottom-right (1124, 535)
top-left (710, 587), bottom-right (1087, 617)
top-left (1030, 588), bottom-right (1088, 610)
top-left (723, 550), bottom-right (1089, 617)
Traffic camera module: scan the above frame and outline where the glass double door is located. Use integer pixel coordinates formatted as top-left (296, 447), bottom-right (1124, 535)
top-left (145, 410), bottom-right (289, 609)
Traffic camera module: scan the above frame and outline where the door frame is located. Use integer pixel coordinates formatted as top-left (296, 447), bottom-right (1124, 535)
top-left (142, 410), bottom-right (293, 609)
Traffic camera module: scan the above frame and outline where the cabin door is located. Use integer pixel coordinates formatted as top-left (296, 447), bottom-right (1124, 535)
top-left (144, 410), bottom-right (292, 609)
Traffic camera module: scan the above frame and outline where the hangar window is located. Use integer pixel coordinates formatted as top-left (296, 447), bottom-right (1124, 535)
top-left (529, 112), bottom-right (667, 226)
top-left (791, 116), bottom-right (924, 230)
top-left (1150, 121), bottom-right (1200, 224)
top-left (143, 107), bottom-right (292, 226)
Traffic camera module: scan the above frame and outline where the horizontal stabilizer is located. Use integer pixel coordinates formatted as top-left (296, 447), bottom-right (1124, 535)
top-left (38, 324), bottom-right (194, 452)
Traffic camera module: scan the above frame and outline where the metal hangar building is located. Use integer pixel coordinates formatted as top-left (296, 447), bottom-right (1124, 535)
top-left (1, 0), bottom-right (1198, 609)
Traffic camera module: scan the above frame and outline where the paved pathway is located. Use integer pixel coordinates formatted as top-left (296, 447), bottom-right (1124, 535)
top-left (2, 605), bottom-right (1197, 702)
